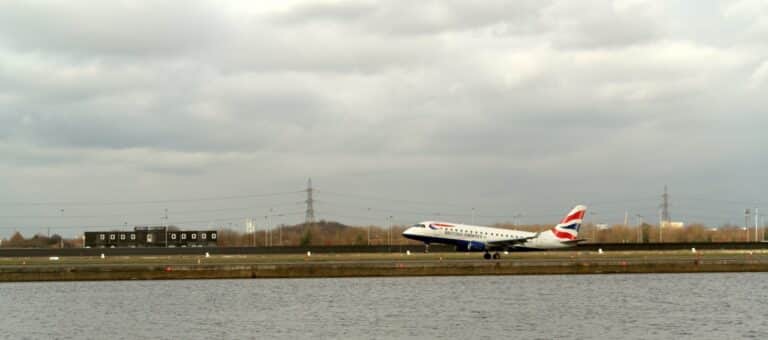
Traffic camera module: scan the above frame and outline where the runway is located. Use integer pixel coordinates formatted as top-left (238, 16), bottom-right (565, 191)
top-left (1, 241), bottom-right (767, 258)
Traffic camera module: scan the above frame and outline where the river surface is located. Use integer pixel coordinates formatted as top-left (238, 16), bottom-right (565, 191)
top-left (2, 273), bottom-right (768, 339)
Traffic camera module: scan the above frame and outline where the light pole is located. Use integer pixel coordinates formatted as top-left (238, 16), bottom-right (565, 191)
top-left (251, 219), bottom-right (256, 247)
top-left (276, 214), bottom-right (284, 246)
top-left (244, 220), bottom-right (254, 247)
top-left (512, 214), bottom-right (522, 226)
top-left (755, 208), bottom-right (759, 243)
top-left (163, 208), bottom-right (168, 248)
top-left (367, 208), bottom-right (372, 246)
top-left (658, 209), bottom-right (663, 243)
top-left (745, 209), bottom-right (751, 242)
top-left (383, 216), bottom-right (388, 248)
top-left (264, 215), bottom-right (269, 247)
top-left (388, 215), bottom-right (393, 251)
top-left (59, 209), bottom-right (64, 248)
top-left (635, 214), bottom-right (644, 243)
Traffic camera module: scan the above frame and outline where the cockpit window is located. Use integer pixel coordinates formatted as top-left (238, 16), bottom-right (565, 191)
top-left (412, 224), bottom-right (426, 228)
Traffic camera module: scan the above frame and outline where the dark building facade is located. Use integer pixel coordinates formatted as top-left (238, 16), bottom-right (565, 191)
top-left (84, 226), bottom-right (217, 248)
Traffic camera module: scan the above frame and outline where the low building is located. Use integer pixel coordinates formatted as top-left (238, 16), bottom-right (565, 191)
top-left (661, 221), bottom-right (685, 228)
top-left (84, 226), bottom-right (217, 248)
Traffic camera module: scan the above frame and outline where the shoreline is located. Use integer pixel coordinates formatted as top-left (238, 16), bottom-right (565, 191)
top-left (2, 251), bottom-right (767, 282)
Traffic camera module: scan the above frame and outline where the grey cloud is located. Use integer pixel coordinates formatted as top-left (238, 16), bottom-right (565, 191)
top-left (142, 164), bottom-right (208, 176)
top-left (2, 59), bottom-right (341, 152)
top-left (274, 0), bottom-right (663, 50)
top-left (543, 1), bottom-right (664, 49)
top-left (0, 1), bottom-right (226, 57)
top-left (12, 108), bottom-right (283, 153)
top-left (275, 0), bottom-right (550, 36)
top-left (0, 53), bottom-right (165, 108)
top-left (723, 0), bottom-right (768, 42)
top-left (1, 1), bottom-right (767, 234)
top-left (210, 25), bottom-right (442, 74)
top-left (0, 142), bottom-right (89, 167)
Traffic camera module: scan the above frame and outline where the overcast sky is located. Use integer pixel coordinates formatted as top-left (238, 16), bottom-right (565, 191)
top-left (1, 0), bottom-right (767, 237)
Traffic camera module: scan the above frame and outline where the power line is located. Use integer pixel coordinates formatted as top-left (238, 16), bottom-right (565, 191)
top-left (0, 190), bottom-right (304, 207)
top-left (315, 201), bottom-right (467, 218)
top-left (0, 211), bottom-right (307, 231)
top-left (318, 190), bottom-right (467, 208)
top-left (675, 195), bottom-right (765, 206)
top-left (0, 202), bottom-right (305, 219)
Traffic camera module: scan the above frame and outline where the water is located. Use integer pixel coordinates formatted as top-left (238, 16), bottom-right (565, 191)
top-left (2, 273), bottom-right (768, 339)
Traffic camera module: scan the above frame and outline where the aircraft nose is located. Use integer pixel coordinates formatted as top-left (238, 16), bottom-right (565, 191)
top-left (402, 227), bottom-right (419, 238)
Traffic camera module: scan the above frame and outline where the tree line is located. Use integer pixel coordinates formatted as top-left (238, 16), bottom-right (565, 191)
top-left (1, 220), bottom-right (764, 248)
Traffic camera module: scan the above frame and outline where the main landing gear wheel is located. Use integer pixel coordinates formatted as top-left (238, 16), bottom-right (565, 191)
top-left (492, 252), bottom-right (501, 260)
top-left (483, 252), bottom-right (491, 260)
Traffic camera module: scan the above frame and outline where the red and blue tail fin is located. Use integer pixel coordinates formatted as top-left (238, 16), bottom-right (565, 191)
top-left (551, 205), bottom-right (587, 241)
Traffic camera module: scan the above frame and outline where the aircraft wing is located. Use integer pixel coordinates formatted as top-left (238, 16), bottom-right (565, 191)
top-left (485, 233), bottom-right (539, 247)
top-left (559, 238), bottom-right (586, 244)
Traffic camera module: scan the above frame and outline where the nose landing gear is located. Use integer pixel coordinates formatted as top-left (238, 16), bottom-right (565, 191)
top-left (483, 252), bottom-right (501, 260)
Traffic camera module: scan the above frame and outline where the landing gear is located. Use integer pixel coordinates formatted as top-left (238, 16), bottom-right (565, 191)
top-left (493, 252), bottom-right (501, 260)
top-left (424, 244), bottom-right (430, 253)
top-left (483, 252), bottom-right (491, 260)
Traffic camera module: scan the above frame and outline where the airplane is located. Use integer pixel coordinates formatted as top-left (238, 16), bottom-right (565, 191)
top-left (401, 205), bottom-right (587, 259)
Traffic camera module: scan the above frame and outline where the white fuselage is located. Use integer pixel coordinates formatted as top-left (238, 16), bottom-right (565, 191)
top-left (402, 221), bottom-right (572, 251)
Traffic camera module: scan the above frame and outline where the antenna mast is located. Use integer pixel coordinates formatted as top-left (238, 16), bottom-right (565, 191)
top-left (305, 178), bottom-right (316, 224)
top-left (661, 185), bottom-right (671, 225)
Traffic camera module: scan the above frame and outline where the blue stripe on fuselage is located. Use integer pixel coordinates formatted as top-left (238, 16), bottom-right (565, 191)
top-left (403, 234), bottom-right (489, 251)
